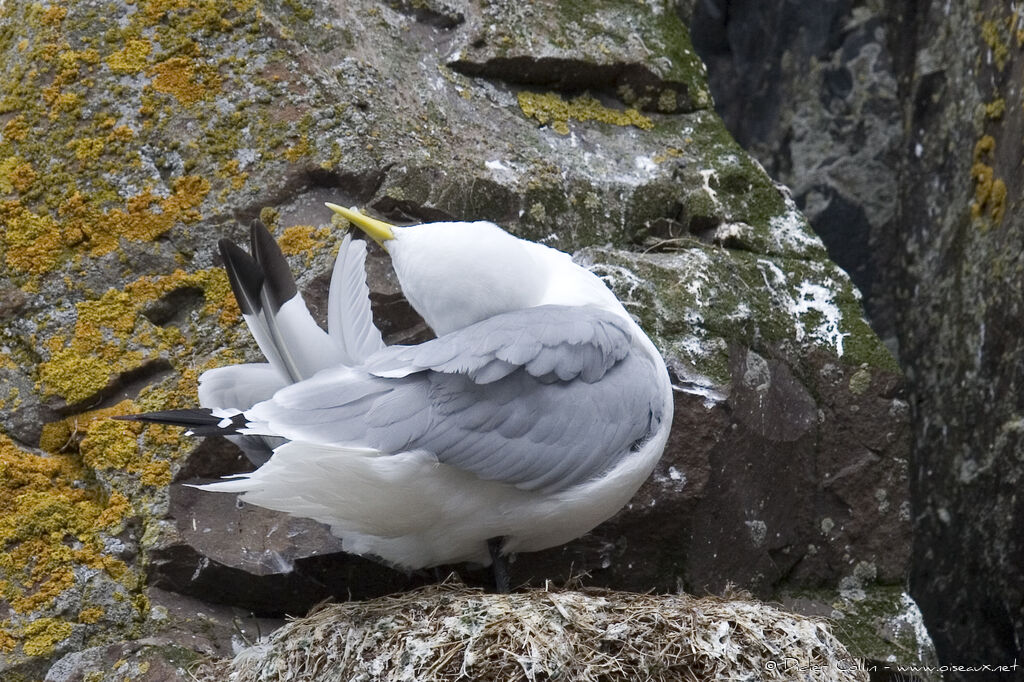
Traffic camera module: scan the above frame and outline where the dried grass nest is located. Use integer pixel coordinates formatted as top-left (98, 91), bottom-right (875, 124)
top-left (195, 581), bottom-right (866, 682)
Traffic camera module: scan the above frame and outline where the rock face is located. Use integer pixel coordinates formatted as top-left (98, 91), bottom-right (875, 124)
top-left (688, 0), bottom-right (904, 352)
top-left (0, 0), bottom-right (921, 676)
top-left (687, 0), bottom-right (1024, 674)
top-left (892, 1), bottom-right (1024, 673)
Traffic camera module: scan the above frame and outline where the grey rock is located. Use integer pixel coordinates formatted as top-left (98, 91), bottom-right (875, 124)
top-left (44, 587), bottom-right (283, 682)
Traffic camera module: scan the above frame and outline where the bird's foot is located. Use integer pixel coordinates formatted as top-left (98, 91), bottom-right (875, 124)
top-left (487, 536), bottom-right (511, 594)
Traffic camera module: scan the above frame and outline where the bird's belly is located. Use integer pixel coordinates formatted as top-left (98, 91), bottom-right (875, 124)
top-left (213, 428), bottom-right (667, 570)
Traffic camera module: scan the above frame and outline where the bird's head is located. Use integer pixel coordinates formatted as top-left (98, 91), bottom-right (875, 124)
top-left (327, 204), bottom-right (628, 336)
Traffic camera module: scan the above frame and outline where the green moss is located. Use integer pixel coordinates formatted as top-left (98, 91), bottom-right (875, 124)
top-left (820, 586), bottom-right (931, 669)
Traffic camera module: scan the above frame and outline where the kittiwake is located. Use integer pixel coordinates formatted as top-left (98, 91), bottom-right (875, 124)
top-left (123, 205), bottom-right (674, 590)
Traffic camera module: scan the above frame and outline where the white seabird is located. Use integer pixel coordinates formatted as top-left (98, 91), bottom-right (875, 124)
top-left (126, 206), bottom-right (673, 583)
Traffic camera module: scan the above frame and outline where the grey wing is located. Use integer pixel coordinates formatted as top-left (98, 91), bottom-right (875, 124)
top-left (366, 304), bottom-right (633, 383)
top-left (248, 305), bottom-right (665, 493)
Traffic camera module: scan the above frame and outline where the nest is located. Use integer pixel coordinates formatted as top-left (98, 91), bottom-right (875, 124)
top-left (194, 582), bottom-right (867, 681)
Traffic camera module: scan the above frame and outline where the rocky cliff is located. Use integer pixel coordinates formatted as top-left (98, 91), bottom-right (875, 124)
top-left (0, 0), bottom-right (926, 678)
top-left (690, 0), bottom-right (1024, 676)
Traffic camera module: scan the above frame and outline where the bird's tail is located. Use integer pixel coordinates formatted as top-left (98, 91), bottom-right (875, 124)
top-left (114, 408), bottom-right (245, 437)
top-left (218, 221), bottom-right (386, 385)
top-left (221, 221), bottom-right (339, 383)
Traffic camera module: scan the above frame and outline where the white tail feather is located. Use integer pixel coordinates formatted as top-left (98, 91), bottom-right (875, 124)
top-left (328, 233), bottom-right (385, 365)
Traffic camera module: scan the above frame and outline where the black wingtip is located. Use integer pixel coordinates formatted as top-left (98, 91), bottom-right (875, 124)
top-left (219, 238), bottom-right (264, 316)
top-left (249, 221), bottom-right (298, 312)
top-left (116, 408), bottom-right (245, 437)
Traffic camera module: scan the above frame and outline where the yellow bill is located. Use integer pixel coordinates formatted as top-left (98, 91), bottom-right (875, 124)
top-left (325, 203), bottom-right (396, 247)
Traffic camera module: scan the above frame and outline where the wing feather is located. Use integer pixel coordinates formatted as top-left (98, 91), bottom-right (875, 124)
top-left (328, 233), bottom-right (385, 364)
top-left (247, 305), bottom-right (664, 493)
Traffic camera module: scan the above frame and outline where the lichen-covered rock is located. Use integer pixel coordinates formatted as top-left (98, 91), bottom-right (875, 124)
top-left (888, 0), bottom-right (1024, 674)
top-left (0, 0), bottom-right (914, 675)
top-left (688, 0), bottom-right (1024, 674)
top-left (43, 587), bottom-right (282, 682)
top-left (687, 0), bottom-right (904, 350)
top-left (782, 586), bottom-right (939, 682)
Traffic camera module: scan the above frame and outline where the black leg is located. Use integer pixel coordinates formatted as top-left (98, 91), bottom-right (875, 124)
top-left (487, 537), bottom-right (510, 594)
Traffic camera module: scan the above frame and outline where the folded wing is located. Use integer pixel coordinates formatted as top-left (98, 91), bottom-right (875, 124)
top-left (245, 305), bottom-right (666, 493)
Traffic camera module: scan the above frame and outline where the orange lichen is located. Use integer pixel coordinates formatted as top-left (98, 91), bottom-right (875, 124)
top-left (277, 224), bottom-right (331, 257)
top-left (149, 56), bottom-right (222, 105)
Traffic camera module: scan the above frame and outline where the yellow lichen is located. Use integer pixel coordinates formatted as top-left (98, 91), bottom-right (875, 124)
top-left (970, 135), bottom-right (1006, 227)
top-left (984, 98), bottom-right (1005, 119)
top-left (69, 136), bottom-right (106, 162)
top-left (41, 5), bottom-right (68, 25)
top-left (139, 460), bottom-right (172, 487)
top-left (0, 627), bottom-right (15, 652)
top-left (10, 161), bottom-right (36, 193)
top-left (80, 418), bottom-right (139, 471)
top-left (3, 115), bottom-right (30, 141)
top-left (149, 56), bottom-right (222, 105)
top-left (37, 289), bottom-right (152, 403)
top-left (38, 265), bottom-right (238, 404)
top-left (21, 618), bottom-right (73, 658)
top-left (0, 156), bottom-right (20, 194)
top-left (217, 159), bottom-right (249, 189)
top-left (106, 39), bottom-right (152, 75)
top-left (277, 224), bottom-right (330, 257)
top-left (0, 201), bottom-right (66, 275)
top-left (84, 175), bottom-right (211, 256)
top-left (259, 206), bottom-right (280, 228)
top-left (0, 434), bottom-right (131, 617)
top-left (284, 135), bottom-right (312, 162)
top-left (981, 19), bottom-right (1009, 71)
top-left (78, 606), bottom-right (104, 624)
top-left (517, 91), bottom-right (654, 134)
